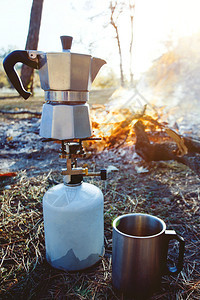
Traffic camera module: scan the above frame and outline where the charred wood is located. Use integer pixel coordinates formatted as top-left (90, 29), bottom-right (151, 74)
top-left (134, 120), bottom-right (200, 174)
top-left (183, 137), bottom-right (200, 154)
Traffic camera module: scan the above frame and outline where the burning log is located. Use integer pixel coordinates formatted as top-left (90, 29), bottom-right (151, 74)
top-left (134, 120), bottom-right (200, 174)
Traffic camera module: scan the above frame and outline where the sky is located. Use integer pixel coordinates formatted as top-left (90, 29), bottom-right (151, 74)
top-left (1, 0), bottom-right (200, 78)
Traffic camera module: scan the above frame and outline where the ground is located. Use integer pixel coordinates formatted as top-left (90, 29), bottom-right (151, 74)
top-left (0, 93), bottom-right (200, 299)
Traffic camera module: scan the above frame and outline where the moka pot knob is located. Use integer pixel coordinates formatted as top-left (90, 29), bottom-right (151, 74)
top-left (60, 36), bottom-right (73, 51)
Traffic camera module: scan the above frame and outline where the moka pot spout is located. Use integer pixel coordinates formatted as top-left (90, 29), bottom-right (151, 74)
top-left (91, 57), bottom-right (106, 83)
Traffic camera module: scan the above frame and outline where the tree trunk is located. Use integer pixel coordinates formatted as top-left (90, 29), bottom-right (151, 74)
top-left (21, 0), bottom-right (44, 94)
top-left (115, 25), bottom-right (124, 87)
top-left (110, 1), bottom-right (125, 87)
top-left (129, 0), bottom-right (135, 86)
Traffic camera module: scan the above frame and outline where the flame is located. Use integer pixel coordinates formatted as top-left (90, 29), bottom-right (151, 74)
top-left (83, 88), bottom-right (164, 151)
top-left (83, 87), bottom-right (187, 153)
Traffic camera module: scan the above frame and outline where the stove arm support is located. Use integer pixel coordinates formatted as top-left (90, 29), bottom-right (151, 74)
top-left (61, 163), bottom-right (107, 180)
top-left (82, 168), bottom-right (107, 180)
top-left (3, 50), bottom-right (39, 100)
top-left (60, 141), bottom-right (107, 181)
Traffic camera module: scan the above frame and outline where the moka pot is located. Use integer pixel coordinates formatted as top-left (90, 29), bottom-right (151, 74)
top-left (3, 36), bottom-right (106, 140)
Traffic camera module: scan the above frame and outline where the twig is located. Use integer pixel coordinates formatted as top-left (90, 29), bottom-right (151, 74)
top-left (0, 110), bottom-right (41, 116)
top-left (0, 246), bottom-right (9, 268)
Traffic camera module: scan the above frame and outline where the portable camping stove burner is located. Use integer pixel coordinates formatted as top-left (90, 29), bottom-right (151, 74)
top-left (42, 137), bottom-right (106, 184)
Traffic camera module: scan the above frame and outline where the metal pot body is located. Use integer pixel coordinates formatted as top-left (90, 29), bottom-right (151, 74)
top-left (38, 52), bottom-right (92, 91)
top-left (39, 102), bottom-right (92, 140)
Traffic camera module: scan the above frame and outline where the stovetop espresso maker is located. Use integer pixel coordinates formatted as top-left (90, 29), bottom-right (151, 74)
top-left (3, 35), bottom-right (106, 140)
top-left (3, 36), bottom-right (107, 271)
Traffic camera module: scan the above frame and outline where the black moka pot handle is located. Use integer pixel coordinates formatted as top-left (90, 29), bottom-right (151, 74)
top-left (3, 50), bottom-right (39, 100)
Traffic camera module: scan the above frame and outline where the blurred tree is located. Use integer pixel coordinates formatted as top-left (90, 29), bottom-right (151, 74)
top-left (109, 1), bottom-right (135, 87)
top-left (109, 1), bottom-right (125, 87)
top-left (129, 0), bottom-right (135, 86)
top-left (21, 0), bottom-right (44, 94)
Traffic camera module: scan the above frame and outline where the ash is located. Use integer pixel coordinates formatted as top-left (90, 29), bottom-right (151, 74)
top-left (0, 118), bottom-right (61, 175)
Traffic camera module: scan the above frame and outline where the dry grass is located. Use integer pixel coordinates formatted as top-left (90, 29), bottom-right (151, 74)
top-left (1, 89), bottom-right (200, 299)
top-left (0, 160), bottom-right (200, 299)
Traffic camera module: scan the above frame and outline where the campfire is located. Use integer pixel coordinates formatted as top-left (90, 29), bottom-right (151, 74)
top-left (85, 89), bottom-right (158, 151)
top-left (81, 87), bottom-right (200, 178)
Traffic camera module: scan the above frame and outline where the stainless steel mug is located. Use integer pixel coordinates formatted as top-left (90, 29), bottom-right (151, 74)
top-left (112, 213), bottom-right (185, 298)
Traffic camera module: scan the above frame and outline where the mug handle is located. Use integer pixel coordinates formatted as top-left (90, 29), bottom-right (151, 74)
top-left (164, 230), bottom-right (185, 275)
